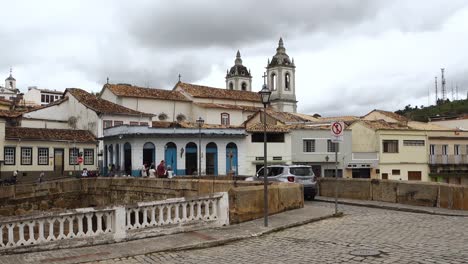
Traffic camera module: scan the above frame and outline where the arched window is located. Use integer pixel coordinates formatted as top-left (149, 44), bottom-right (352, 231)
top-left (285, 73), bottom-right (290, 91)
top-left (241, 82), bottom-right (247, 91)
top-left (271, 73), bottom-right (277, 91)
top-left (221, 113), bottom-right (230, 126)
top-left (229, 82), bottom-right (234, 90)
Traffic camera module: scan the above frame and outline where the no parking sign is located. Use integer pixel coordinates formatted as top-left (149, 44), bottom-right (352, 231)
top-left (331, 121), bottom-right (344, 143)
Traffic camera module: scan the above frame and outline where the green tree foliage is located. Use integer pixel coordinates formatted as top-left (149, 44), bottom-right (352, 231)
top-left (395, 99), bottom-right (468, 121)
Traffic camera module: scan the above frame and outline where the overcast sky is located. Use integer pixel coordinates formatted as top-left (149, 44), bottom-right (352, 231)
top-left (2, 0), bottom-right (468, 116)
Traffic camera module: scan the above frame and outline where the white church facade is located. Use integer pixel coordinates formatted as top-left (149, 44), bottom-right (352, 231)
top-left (99, 38), bottom-right (300, 176)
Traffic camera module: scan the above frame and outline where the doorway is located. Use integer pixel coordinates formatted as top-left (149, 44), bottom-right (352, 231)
top-left (124, 143), bottom-right (132, 175)
top-left (205, 142), bottom-right (218, 175)
top-left (54, 149), bottom-right (64, 177)
top-left (408, 171), bottom-right (422, 181)
top-left (185, 142), bottom-right (197, 175)
top-left (143, 142), bottom-right (155, 168)
top-left (226, 143), bottom-right (238, 175)
top-left (352, 169), bottom-right (371, 179)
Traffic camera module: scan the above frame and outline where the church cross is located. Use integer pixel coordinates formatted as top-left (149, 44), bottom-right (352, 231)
top-left (262, 72), bottom-right (267, 85)
top-left (178, 73), bottom-right (182, 82)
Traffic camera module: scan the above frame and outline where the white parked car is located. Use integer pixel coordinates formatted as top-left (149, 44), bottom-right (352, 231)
top-left (246, 165), bottom-right (317, 200)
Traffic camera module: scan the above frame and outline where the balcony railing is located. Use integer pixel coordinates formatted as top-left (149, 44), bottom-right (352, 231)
top-left (429, 155), bottom-right (468, 165)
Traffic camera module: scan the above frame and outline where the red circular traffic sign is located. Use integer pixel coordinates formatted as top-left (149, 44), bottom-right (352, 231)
top-left (331, 122), bottom-right (343, 136)
top-left (77, 157), bottom-right (83, 164)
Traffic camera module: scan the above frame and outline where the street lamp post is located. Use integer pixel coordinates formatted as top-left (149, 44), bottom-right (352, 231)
top-left (259, 74), bottom-right (271, 227)
top-left (196, 117), bottom-right (204, 177)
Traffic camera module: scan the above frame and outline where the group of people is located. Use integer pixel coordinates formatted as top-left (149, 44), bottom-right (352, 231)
top-left (142, 160), bottom-right (173, 178)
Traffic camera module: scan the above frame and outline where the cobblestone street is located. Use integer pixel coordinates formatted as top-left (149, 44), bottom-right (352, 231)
top-left (93, 202), bottom-right (468, 264)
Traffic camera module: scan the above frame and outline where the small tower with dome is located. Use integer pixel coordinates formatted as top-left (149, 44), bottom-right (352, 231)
top-left (225, 50), bottom-right (252, 91)
top-left (5, 68), bottom-right (16, 90)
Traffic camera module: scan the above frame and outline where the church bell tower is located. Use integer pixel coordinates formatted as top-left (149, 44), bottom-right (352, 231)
top-left (266, 38), bottom-right (297, 113)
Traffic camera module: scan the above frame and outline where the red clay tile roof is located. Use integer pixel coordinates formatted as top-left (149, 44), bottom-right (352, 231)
top-left (287, 124), bottom-right (333, 130)
top-left (194, 102), bottom-right (260, 112)
top-left (176, 82), bottom-right (261, 102)
top-left (23, 97), bottom-right (69, 113)
top-left (0, 98), bottom-right (13, 106)
top-left (364, 109), bottom-right (408, 123)
top-left (265, 109), bottom-right (312, 123)
top-left (66, 88), bottom-right (153, 117)
top-left (319, 116), bottom-right (360, 122)
top-left (0, 110), bottom-right (22, 118)
top-left (359, 120), bottom-right (411, 130)
top-left (151, 121), bottom-right (242, 129)
top-left (6, 127), bottom-right (97, 143)
top-left (104, 83), bottom-right (190, 102)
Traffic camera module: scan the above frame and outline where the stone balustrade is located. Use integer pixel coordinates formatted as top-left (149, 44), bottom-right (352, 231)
top-left (0, 192), bottom-right (229, 251)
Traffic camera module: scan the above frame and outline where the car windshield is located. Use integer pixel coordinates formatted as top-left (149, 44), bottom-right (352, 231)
top-left (257, 167), bottom-right (284, 177)
top-left (289, 167), bottom-right (313, 176)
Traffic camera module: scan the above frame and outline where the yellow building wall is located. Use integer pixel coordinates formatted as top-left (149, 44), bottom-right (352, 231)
top-left (2, 140), bottom-right (98, 174)
top-left (378, 164), bottom-right (429, 181)
top-left (378, 132), bottom-right (428, 164)
top-left (349, 122), bottom-right (377, 152)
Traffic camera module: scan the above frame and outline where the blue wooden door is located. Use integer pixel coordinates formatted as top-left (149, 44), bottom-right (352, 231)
top-left (226, 143), bottom-right (238, 175)
top-left (165, 143), bottom-right (177, 174)
top-left (206, 143), bottom-right (218, 175)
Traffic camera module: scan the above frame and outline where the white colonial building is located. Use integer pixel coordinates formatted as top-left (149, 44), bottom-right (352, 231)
top-left (23, 86), bottom-right (64, 106)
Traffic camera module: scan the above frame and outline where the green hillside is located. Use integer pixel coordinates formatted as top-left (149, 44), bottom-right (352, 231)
top-left (395, 99), bottom-right (468, 122)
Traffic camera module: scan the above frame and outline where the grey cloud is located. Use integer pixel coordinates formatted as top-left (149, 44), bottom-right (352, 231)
top-left (127, 0), bottom-right (386, 49)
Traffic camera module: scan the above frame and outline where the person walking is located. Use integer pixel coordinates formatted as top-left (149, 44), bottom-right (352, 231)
top-left (157, 160), bottom-right (166, 178)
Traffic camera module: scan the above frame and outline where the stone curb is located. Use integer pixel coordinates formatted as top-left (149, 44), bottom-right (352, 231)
top-left (76, 213), bottom-right (339, 263)
top-left (316, 198), bottom-right (468, 217)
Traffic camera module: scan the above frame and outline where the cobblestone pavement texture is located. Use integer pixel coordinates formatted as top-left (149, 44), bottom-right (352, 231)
top-left (92, 202), bottom-right (468, 264)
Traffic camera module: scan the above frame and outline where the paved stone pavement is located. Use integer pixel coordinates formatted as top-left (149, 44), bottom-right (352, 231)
top-left (92, 202), bottom-right (468, 264)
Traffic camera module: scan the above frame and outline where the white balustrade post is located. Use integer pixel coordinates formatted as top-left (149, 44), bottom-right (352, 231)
top-left (113, 206), bottom-right (127, 242)
top-left (216, 192), bottom-right (229, 226)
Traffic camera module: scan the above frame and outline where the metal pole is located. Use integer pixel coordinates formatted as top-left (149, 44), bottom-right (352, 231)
top-left (74, 139), bottom-right (76, 177)
top-left (198, 126), bottom-right (201, 177)
top-left (263, 106), bottom-right (268, 227)
top-left (334, 142), bottom-right (338, 215)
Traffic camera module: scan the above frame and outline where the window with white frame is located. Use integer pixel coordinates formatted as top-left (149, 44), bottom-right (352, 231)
top-left (327, 140), bottom-right (339, 152)
top-left (38, 148), bottom-right (49, 165)
top-left (84, 149), bottom-right (94, 165)
top-left (303, 140), bottom-right (315, 152)
top-left (21, 147), bottom-right (32, 165)
top-left (221, 113), bottom-right (230, 126)
top-left (4, 147), bottom-right (15, 165)
top-left (69, 148), bottom-right (79, 165)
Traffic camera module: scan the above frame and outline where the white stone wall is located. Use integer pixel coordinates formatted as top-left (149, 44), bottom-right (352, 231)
top-left (245, 132), bottom-right (293, 176)
top-left (23, 88), bottom-right (41, 105)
